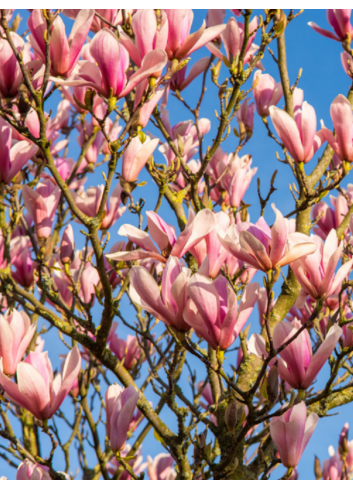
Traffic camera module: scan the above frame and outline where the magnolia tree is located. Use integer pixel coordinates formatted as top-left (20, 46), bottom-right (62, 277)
top-left (1, 7), bottom-right (353, 481)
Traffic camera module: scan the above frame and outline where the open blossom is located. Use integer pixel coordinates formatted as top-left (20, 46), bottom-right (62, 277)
top-left (273, 319), bottom-right (342, 390)
top-left (72, 183), bottom-right (126, 229)
top-left (0, 346), bottom-right (81, 420)
top-left (0, 310), bottom-right (36, 376)
top-left (22, 181), bottom-right (61, 239)
top-left (270, 401), bottom-right (319, 468)
top-left (63, 9), bottom-right (122, 33)
top-left (184, 273), bottom-right (259, 350)
top-left (105, 384), bottom-right (139, 451)
top-left (130, 256), bottom-right (192, 332)
top-left (147, 453), bottom-right (176, 480)
top-left (109, 333), bottom-right (144, 370)
top-left (54, 28), bottom-right (167, 99)
top-left (308, 9), bottom-right (353, 42)
top-left (107, 209), bottom-right (215, 264)
top-left (16, 460), bottom-right (51, 481)
top-left (218, 204), bottom-right (317, 272)
top-left (206, 16), bottom-right (259, 67)
top-left (253, 70), bottom-right (283, 117)
top-left (269, 102), bottom-right (325, 163)
top-left (0, 120), bottom-right (37, 184)
top-left (119, 9), bottom-right (168, 69)
top-left (289, 229), bottom-right (353, 300)
top-left (320, 94), bottom-right (353, 162)
top-left (312, 193), bottom-right (349, 240)
top-left (164, 9), bottom-right (226, 60)
top-left (28, 9), bottom-right (94, 77)
top-left (121, 136), bottom-right (159, 183)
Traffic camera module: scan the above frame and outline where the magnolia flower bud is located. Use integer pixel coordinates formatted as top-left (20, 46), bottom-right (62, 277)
top-left (225, 400), bottom-right (238, 433)
top-left (314, 455), bottom-right (323, 480)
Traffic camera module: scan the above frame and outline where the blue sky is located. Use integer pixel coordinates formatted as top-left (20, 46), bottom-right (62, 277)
top-left (1, 9), bottom-right (352, 480)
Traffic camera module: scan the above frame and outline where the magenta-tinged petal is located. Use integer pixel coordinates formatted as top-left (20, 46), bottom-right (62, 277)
top-left (50, 345), bottom-right (81, 416)
top-left (234, 282), bottom-right (259, 336)
top-left (269, 106), bottom-right (304, 162)
top-left (118, 223), bottom-right (160, 253)
top-left (120, 49), bottom-right (167, 98)
top-left (129, 266), bottom-right (175, 325)
top-left (270, 204), bottom-right (288, 266)
top-left (330, 94), bottom-right (353, 161)
top-left (307, 22), bottom-right (341, 41)
top-left (186, 273), bottom-right (219, 333)
top-left (248, 333), bottom-right (268, 359)
top-left (239, 231), bottom-right (272, 271)
top-left (270, 419), bottom-right (300, 468)
top-left (302, 324), bottom-right (342, 389)
top-left (147, 211), bottom-right (176, 252)
top-left (174, 20), bottom-right (206, 60)
top-left (90, 28), bottom-right (121, 96)
top-left (188, 23), bottom-right (227, 58)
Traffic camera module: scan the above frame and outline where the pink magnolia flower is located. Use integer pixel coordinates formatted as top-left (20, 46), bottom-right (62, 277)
top-left (227, 160), bottom-right (257, 208)
top-left (80, 265), bottom-right (100, 304)
top-left (323, 448), bottom-right (344, 480)
top-left (0, 346), bottom-right (81, 420)
top-left (106, 210), bottom-right (177, 264)
top-left (22, 181), bottom-right (61, 239)
top-left (312, 194), bottom-right (349, 240)
top-left (169, 57), bottom-right (210, 92)
top-left (119, 9), bottom-right (168, 70)
top-left (0, 32), bottom-right (32, 99)
top-left (10, 236), bottom-right (36, 288)
top-left (184, 273), bottom-right (259, 350)
top-left (28, 9), bottom-right (94, 77)
top-left (269, 102), bottom-right (325, 163)
top-left (0, 120), bottom-right (37, 184)
top-left (130, 256), bottom-right (192, 332)
top-left (0, 309), bottom-right (36, 376)
top-left (206, 16), bottom-right (259, 67)
top-left (121, 136), bottom-right (159, 182)
top-left (253, 70), bottom-right (283, 117)
top-left (16, 460), bottom-right (51, 481)
top-left (289, 229), bottom-right (353, 300)
top-left (147, 453), bottom-right (176, 480)
top-left (236, 99), bottom-right (255, 137)
top-left (60, 224), bottom-right (74, 265)
top-left (177, 210), bottom-right (228, 278)
top-left (72, 183), bottom-right (126, 229)
top-left (218, 204), bottom-right (317, 272)
top-left (105, 383), bottom-right (140, 451)
top-left (108, 208), bottom-right (217, 266)
top-left (164, 9), bottom-right (226, 60)
top-left (270, 402), bottom-right (318, 468)
top-left (321, 94), bottom-right (353, 162)
top-left (54, 28), bottom-right (167, 99)
top-left (273, 319), bottom-right (342, 390)
top-left (308, 9), bottom-right (353, 42)
top-left (109, 333), bottom-right (143, 370)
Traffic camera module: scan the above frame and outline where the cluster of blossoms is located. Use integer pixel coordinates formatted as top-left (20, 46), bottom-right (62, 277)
top-left (1, 7), bottom-right (353, 481)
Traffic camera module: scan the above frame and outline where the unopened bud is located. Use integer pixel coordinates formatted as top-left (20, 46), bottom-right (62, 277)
top-left (60, 224), bottom-right (75, 265)
top-left (225, 400), bottom-right (238, 433)
top-left (267, 364), bottom-right (279, 404)
top-left (314, 456), bottom-right (322, 480)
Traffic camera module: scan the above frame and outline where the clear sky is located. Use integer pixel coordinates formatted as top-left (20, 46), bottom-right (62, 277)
top-left (2, 9), bottom-right (352, 480)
